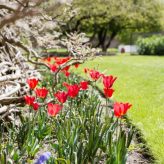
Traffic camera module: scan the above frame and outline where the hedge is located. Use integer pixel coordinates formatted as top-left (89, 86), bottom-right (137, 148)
top-left (136, 35), bottom-right (164, 56)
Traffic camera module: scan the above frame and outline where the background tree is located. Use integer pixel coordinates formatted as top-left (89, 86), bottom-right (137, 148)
top-left (60, 0), bottom-right (163, 52)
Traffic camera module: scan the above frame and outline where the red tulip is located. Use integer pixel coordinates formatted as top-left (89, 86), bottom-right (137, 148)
top-left (32, 102), bottom-right (39, 111)
top-left (47, 103), bottom-right (62, 116)
top-left (74, 63), bottom-right (80, 68)
top-left (84, 68), bottom-right (88, 74)
top-left (80, 81), bottom-right (88, 90)
top-left (27, 78), bottom-right (38, 90)
top-left (43, 57), bottom-right (51, 63)
top-left (55, 57), bottom-right (71, 65)
top-left (49, 64), bottom-right (57, 72)
top-left (64, 71), bottom-right (70, 77)
top-left (24, 95), bottom-right (35, 106)
top-left (89, 70), bottom-right (102, 81)
top-left (62, 66), bottom-right (70, 72)
top-left (54, 91), bottom-right (68, 103)
top-left (63, 82), bottom-right (70, 88)
top-left (104, 88), bottom-right (114, 98)
top-left (53, 57), bottom-right (57, 61)
top-left (103, 75), bottom-right (117, 88)
top-left (114, 102), bottom-right (132, 117)
top-left (35, 87), bottom-right (48, 99)
top-left (67, 84), bottom-right (80, 98)
top-left (46, 57), bottom-right (51, 62)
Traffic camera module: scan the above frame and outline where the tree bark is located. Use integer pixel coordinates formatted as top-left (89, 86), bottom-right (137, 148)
top-left (96, 28), bottom-right (107, 51)
top-left (103, 31), bottom-right (117, 52)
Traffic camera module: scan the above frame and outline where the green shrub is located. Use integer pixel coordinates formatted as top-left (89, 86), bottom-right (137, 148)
top-left (136, 35), bottom-right (164, 56)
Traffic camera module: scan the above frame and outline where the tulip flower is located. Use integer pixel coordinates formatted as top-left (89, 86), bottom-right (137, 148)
top-left (104, 88), bottom-right (114, 98)
top-left (55, 57), bottom-right (71, 65)
top-left (45, 57), bottom-right (51, 62)
top-left (89, 69), bottom-right (102, 81)
top-left (47, 103), bottom-right (62, 116)
top-left (46, 57), bottom-right (51, 62)
top-left (103, 75), bottom-right (117, 88)
top-left (49, 64), bottom-right (57, 72)
top-left (114, 102), bottom-right (132, 117)
top-left (74, 63), bottom-right (80, 68)
top-left (63, 82), bottom-right (70, 88)
top-left (27, 78), bottom-right (38, 90)
top-left (35, 87), bottom-right (48, 99)
top-left (80, 81), bottom-right (88, 90)
top-left (67, 84), bottom-right (80, 98)
top-left (42, 57), bottom-right (52, 64)
top-left (84, 68), bottom-right (88, 74)
top-left (62, 66), bottom-right (70, 72)
top-left (24, 95), bottom-right (35, 106)
top-left (32, 102), bottom-right (39, 111)
top-left (64, 71), bottom-right (70, 77)
top-left (54, 91), bottom-right (68, 103)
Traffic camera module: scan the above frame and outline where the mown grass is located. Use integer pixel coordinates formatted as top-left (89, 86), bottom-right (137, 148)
top-left (76, 54), bottom-right (164, 163)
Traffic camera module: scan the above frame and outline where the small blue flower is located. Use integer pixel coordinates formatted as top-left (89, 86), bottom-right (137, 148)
top-left (35, 152), bottom-right (51, 164)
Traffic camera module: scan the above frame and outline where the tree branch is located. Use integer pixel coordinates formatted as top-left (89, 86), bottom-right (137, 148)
top-left (0, 3), bottom-right (17, 12)
top-left (0, 81), bottom-right (21, 98)
top-left (0, 97), bottom-right (24, 106)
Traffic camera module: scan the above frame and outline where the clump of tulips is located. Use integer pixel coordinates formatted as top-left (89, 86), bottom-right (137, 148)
top-left (25, 66), bottom-right (131, 119)
top-left (0, 57), bottom-right (134, 163)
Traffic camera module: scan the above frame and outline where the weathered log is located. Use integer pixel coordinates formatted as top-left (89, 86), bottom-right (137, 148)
top-left (0, 96), bottom-right (24, 106)
top-left (0, 106), bottom-right (8, 114)
top-left (0, 81), bottom-right (21, 98)
top-left (0, 74), bottom-right (22, 83)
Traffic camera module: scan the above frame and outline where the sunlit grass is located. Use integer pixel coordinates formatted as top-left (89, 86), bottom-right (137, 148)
top-left (76, 54), bottom-right (164, 163)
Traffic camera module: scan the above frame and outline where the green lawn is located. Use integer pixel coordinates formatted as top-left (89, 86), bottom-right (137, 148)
top-left (77, 54), bottom-right (164, 163)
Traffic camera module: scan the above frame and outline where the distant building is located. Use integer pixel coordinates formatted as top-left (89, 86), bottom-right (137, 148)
top-left (118, 45), bottom-right (138, 54)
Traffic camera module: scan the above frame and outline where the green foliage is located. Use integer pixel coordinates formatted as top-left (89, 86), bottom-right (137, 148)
top-left (71, 0), bottom-right (161, 30)
top-left (61, 0), bottom-right (162, 51)
top-left (137, 35), bottom-right (164, 55)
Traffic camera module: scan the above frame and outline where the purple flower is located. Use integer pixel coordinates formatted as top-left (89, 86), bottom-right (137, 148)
top-left (35, 152), bottom-right (51, 164)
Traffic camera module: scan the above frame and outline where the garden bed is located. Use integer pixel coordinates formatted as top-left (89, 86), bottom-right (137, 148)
top-left (0, 56), bottom-right (155, 163)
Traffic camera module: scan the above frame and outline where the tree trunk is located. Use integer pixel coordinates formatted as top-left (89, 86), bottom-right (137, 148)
top-left (97, 28), bottom-right (107, 52)
top-left (103, 31), bottom-right (117, 52)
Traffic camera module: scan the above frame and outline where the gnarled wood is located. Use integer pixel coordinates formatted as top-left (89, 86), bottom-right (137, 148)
top-left (0, 97), bottom-right (24, 106)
